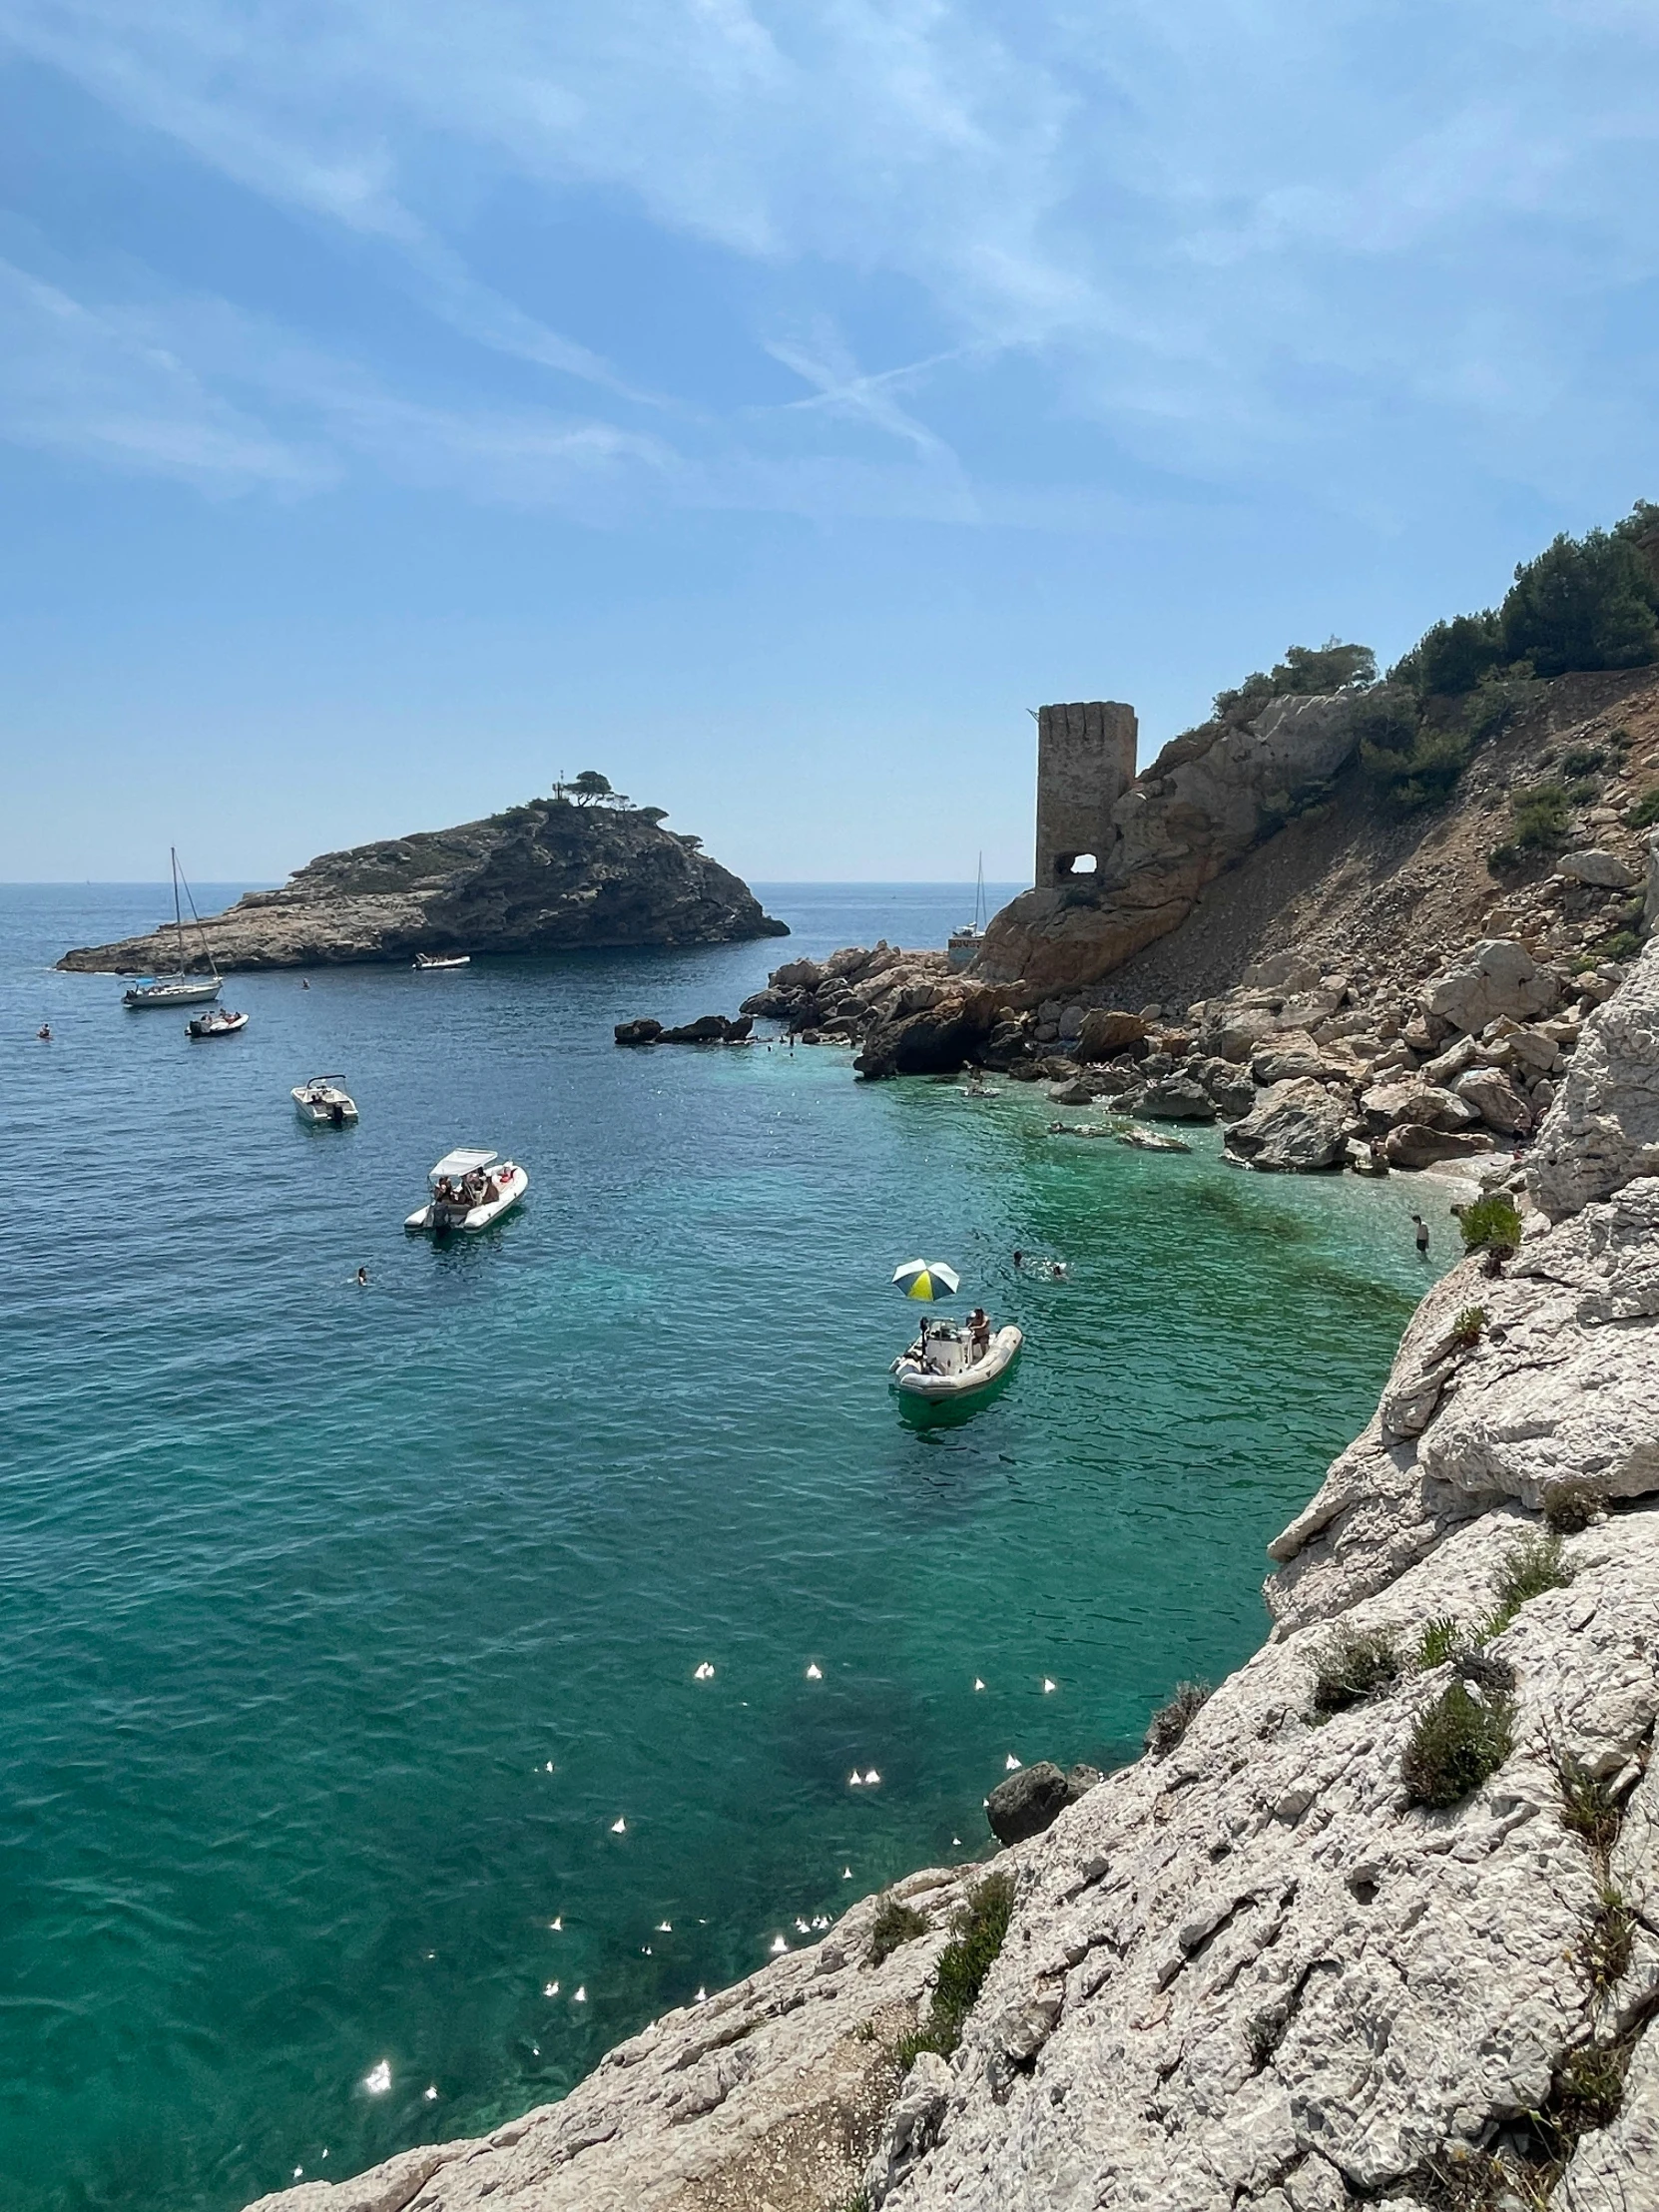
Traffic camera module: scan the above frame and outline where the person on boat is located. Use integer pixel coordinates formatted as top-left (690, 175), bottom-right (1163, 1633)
top-left (37, 1023), bottom-right (50, 1040)
top-left (968, 1308), bottom-right (991, 1362)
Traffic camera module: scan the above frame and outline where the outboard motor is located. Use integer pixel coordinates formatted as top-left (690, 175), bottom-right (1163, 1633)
top-left (330, 1101), bottom-right (344, 1126)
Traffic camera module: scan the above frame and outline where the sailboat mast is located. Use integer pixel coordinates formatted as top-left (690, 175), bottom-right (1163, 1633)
top-left (974, 851), bottom-right (985, 930)
top-left (172, 847), bottom-right (186, 976)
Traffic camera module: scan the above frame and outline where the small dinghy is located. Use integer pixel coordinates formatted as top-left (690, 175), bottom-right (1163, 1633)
top-left (292, 1075), bottom-right (358, 1126)
top-left (412, 951), bottom-right (470, 970)
top-left (186, 1008), bottom-right (248, 1038)
top-left (890, 1320), bottom-right (1022, 1401)
top-left (405, 1147), bottom-right (527, 1234)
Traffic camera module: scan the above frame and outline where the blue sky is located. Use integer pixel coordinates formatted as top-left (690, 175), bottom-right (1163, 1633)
top-left (2, 1), bottom-right (1658, 882)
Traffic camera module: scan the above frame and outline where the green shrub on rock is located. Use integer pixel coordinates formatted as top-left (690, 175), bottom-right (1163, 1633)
top-left (1144, 1680), bottom-right (1212, 1758)
top-left (868, 1894), bottom-right (929, 1965)
top-left (1458, 1194), bottom-right (1523, 1256)
top-left (1401, 1681), bottom-right (1514, 1808)
top-left (1415, 1615), bottom-right (1466, 1669)
top-left (897, 1872), bottom-right (1015, 2063)
top-left (1309, 1625), bottom-right (1401, 1718)
top-left (1484, 1531), bottom-right (1573, 1636)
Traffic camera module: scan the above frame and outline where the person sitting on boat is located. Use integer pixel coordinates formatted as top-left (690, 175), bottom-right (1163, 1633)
top-left (968, 1308), bottom-right (991, 1362)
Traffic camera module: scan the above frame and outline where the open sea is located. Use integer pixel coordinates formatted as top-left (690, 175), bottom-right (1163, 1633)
top-left (1, 882), bottom-right (1446, 2212)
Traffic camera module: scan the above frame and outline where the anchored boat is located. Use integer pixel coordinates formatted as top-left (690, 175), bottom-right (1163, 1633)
top-left (124, 848), bottom-right (223, 1008)
top-left (405, 1148), bottom-right (527, 1234)
top-left (412, 952), bottom-right (470, 970)
top-left (186, 1007), bottom-right (248, 1038)
top-left (292, 1075), bottom-right (358, 1126)
top-left (890, 1321), bottom-right (1022, 1401)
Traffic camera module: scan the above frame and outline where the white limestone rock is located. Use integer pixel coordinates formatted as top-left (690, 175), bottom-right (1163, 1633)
top-left (1419, 939), bottom-right (1560, 1035)
top-left (1224, 1078), bottom-right (1358, 1172)
top-left (1529, 934), bottom-right (1659, 1219)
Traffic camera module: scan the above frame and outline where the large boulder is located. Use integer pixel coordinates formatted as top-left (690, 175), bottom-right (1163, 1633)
top-left (852, 985), bottom-right (1007, 1080)
top-left (1419, 938), bottom-right (1560, 1035)
top-left (1224, 1078), bottom-right (1357, 1172)
top-left (985, 1760), bottom-right (1101, 1846)
top-left (1452, 1065), bottom-right (1533, 1136)
top-left (1250, 1030), bottom-right (1348, 1085)
top-left (1075, 1009), bottom-right (1148, 1061)
top-left (1193, 1058), bottom-right (1258, 1120)
top-left (614, 1018), bottom-right (663, 1046)
top-left (1382, 1122), bottom-right (1497, 1169)
top-left (1554, 848), bottom-right (1638, 889)
top-left (1529, 935), bottom-right (1659, 1219)
top-left (1359, 1080), bottom-right (1479, 1136)
top-left (1136, 1076), bottom-right (1217, 1121)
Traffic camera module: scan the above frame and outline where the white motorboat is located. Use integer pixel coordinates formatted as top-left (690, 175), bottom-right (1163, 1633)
top-left (891, 1321), bottom-right (1022, 1401)
top-left (125, 849), bottom-right (224, 1007)
top-left (186, 1008), bottom-right (248, 1037)
top-left (412, 952), bottom-right (471, 970)
top-left (405, 1148), bottom-right (527, 1234)
top-left (292, 1075), bottom-right (358, 1126)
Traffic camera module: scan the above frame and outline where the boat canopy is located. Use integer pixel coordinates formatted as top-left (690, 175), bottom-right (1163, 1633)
top-left (429, 1147), bottom-right (499, 1182)
top-left (303, 1075), bottom-right (347, 1087)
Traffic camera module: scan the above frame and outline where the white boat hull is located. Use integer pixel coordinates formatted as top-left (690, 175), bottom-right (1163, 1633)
top-left (186, 1010), bottom-right (248, 1036)
top-left (125, 978), bottom-right (222, 1007)
top-left (406, 1164), bottom-right (528, 1233)
top-left (292, 1085), bottom-right (358, 1125)
top-left (892, 1325), bottom-right (1022, 1400)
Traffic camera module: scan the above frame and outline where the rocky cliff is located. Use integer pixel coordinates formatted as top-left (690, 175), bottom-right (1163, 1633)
top-left (58, 802), bottom-right (786, 971)
top-left (245, 943), bottom-right (1659, 2212)
top-left (974, 668), bottom-right (1659, 1009)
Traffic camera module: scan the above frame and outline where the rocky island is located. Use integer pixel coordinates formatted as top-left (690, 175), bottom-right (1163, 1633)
top-left (58, 787), bottom-right (786, 971)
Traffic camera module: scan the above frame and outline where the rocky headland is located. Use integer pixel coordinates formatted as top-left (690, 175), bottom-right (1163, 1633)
top-left (58, 798), bottom-right (786, 971)
top-left (249, 918), bottom-right (1659, 2212)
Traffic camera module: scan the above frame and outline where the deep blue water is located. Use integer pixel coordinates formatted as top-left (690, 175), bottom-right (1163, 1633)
top-left (1, 882), bottom-right (1441, 2212)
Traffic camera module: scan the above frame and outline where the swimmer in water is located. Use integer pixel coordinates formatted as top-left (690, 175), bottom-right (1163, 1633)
top-left (355, 1266), bottom-right (368, 1287)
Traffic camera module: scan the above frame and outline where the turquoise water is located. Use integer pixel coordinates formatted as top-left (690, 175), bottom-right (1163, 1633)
top-left (2, 884), bottom-right (1443, 2212)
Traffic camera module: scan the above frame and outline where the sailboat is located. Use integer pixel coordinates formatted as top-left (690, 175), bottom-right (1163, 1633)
top-left (123, 849), bottom-right (224, 1008)
top-left (947, 854), bottom-right (989, 970)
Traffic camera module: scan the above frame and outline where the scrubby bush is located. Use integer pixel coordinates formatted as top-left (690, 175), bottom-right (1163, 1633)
top-left (1361, 720), bottom-right (1473, 812)
top-left (896, 1872), bottom-right (1015, 2062)
top-left (1559, 746), bottom-right (1607, 780)
top-left (1626, 786), bottom-right (1659, 829)
top-left (1596, 928), bottom-right (1643, 962)
top-left (1554, 1749), bottom-right (1620, 1854)
top-left (1542, 1477), bottom-right (1605, 1535)
top-left (1212, 639), bottom-right (1377, 727)
top-left (1483, 1531), bottom-right (1573, 1637)
top-left (1449, 1306), bottom-right (1487, 1351)
top-left (1309, 1625), bottom-right (1401, 1718)
top-left (1553, 2038), bottom-right (1630, 2132)
top-left (1486, 841), bottom-right (1523, 876)
top-left (1582, 1885), bottom-right (1635, 1994)
top-left (1144, 1680), bottom-right (1212, 1758)
top-left (1416, 1615), bottom-right (1465, 1669)
top-left (1401, 1681), bottom-right (1515, 1808)
top-left (1458, 1194), bottom-right (1522, 1255)
top-left (1500, 526), bottom-right (1659, 677)
top-left (1510, 781), bottom-right (1574, 852)
top-left (868, 1894), bottom-right (928, 1964)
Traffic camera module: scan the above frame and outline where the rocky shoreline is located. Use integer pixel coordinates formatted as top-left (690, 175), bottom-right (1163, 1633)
top-left (251, 933), bottom-right (1659, 2212)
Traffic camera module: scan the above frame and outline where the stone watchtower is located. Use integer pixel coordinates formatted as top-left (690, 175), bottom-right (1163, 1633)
top-left (1034, 702), bottom-right (1138, 887)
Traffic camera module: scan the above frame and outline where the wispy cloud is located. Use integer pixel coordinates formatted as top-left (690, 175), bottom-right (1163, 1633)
top-left (3, 1), bottom-right (1659, 512)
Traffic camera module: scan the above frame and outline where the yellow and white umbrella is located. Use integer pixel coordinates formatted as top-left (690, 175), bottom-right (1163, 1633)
top-left (892, 1259), bottom-right (960, 1302)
